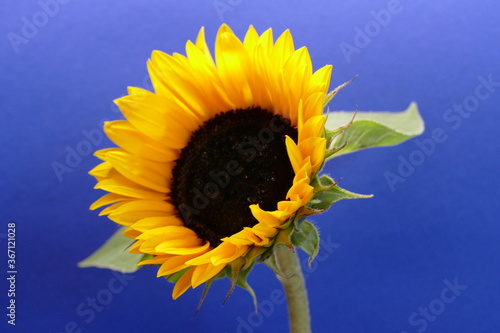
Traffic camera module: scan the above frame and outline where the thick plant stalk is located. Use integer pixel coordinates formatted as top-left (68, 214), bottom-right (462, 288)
top-left (274, 246), bottom-right (311, 333)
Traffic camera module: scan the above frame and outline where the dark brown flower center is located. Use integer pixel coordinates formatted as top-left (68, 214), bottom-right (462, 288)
top-left (170, 108), bottom-right (297, 246)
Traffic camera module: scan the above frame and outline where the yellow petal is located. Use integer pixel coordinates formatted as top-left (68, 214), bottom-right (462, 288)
top-left (149, 52), bottom-right (211, 120)
top-left (185, 242), bottom-right (232, 266)
top-left (94, 148), bottom-right (121, 161)
top-left (243, 25), bottom-right (259, 50)
top-left (114, 93), bottom-right (197, 148)
top-left (137, 225), bottom-right (196, 240)
top-left (257, 28), bottom-right (274, 58)
top-left (104, 120), bottom-right (178, 163)
top-left (191, 263), bottom-right (225, 288)
top-left (130, 240), bottom-right (148, 254)
top-left (250, 204), bottom-right (289, 227)
top-left (307, 64), bottom-right (333, 96)
top-left (201, 242), bottom-right (248, 266)
top-left (157, 253), bottom-right (202, 276)
top-left (299, 137), bottom-right (326, 172)
top-left (194, 26), bottom-right (214, 64)
top-left (222, 229), bottom-right (261, 246)
top-left (285, 136), bottom-right (303, 174)
top-left (130, 216), bottom-right (183, 233)
top-left (107, 200), bottom-right (175, 226)
top-left (122, 227), bottom-right (141, 239)
top-left (94, 174), bottom-right (166, 200)
top-left (215, 24), bottom-right (253, 108)
top-left (293, 160), bottom-right (313, 183)
top-left (172, 267), bottom-right (195, 299)
top-left (156, 242), bottom-right (210, 256)
top-left (284, 47), bottom-right (312, 91)
top-left (272, 29), bottom-right (294, 69)
top-left (299, 115), bottom-right (326, 143)
top-left (104, 149), bottom-right (171, 193)
top-left (185, 41), bottom-right (236, 113)
top-left (303, 92), bottom-right (326, 121)
top-left (243, 227), bottom-right (271, 246)
top-left (249, 223), bottom-right (277, 238)
top-left (88, 161), bottom-right (113, 181)
top-left (286, 182), bottom-right (314, 206)
top-left (106, 151), bottom-right (173, 193)
top-left (98, 201), bottom-right (129, 216)
top-left (90, 193), bottom-right (133, 210)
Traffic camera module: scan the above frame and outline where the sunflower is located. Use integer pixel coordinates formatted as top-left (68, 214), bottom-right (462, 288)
top-left (89, 24), bottom-right (333, 299)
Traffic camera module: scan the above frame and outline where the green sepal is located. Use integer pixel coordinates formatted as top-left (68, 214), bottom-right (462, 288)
top-left (325, 102), bottom-right (424, 159)
top-left (307, 175), bottom-right (372, 212)
top-left (78, 226), bottom-right (142, 273)
top-left (258, 223), bottom-right (295, 277)
top-left (299, 206), bottom-right (326, 217)
top-left (256, 243), bottom-right (277, 263)
top-left (304, 174), bottom-right (371, 216)
top-left (273, 224), bottom-right (294, 249)
top-left (324, 76), bottom-right (356, 107)
top-left (141, 253), bottom-right (154, 262)
top-left (309, 184), bottom-right (373, 211)
top-left (196, 278), bottom-right (215, 315)
top-left (325, 141), bottom-right (348, 160)
top-left (242, 245), bottom-right (268, 270)
top-left (234, 261), bottom-right (258, 312)
top-left (260, 247), bottom-right (288, 278)
top-left (293, 215), bottom-right (307, 227)
top-left (324, 111), bottom-right (357, 159)
top-left (192, 264), bottom-right (234, 312)
top-left (224, 259), bottom-right (244, 302)
top-left (290, 221), bottom-right (319, 266)
top-left (218, 258), bottom-right (258, 310)
top-left (317, 174), bottom-right (339, 191)
top-left (194, 265), bottom-right (236, 312)
top-left (274, 217), bottom-right (294, 230)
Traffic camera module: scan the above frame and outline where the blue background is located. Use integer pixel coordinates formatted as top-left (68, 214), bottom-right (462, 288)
top-left (1, 0), bottom-right (499, 332)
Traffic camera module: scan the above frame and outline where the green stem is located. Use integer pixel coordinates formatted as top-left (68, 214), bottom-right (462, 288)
top-left (274, 246), bottom-right (311, 333)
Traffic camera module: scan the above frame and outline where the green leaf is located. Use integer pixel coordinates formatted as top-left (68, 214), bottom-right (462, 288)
top-left (291, 221), bottom-right (319, 266)
top-left (235, 262), bottom-right (258, 311)
top-left (78, 226), bottom-right (142, 273)
top-left (325, 102), bottom-right (424, 158)
top-left (308, 184), bottom-right (372, 211)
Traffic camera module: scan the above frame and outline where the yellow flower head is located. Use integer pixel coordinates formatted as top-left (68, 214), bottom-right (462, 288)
top-left (90, 24), bottom-right (332, 299)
